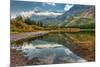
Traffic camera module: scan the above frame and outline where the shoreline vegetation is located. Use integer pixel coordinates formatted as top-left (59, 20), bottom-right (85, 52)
top-left (11, 28), bottom-right (95, 42)
top-left (10, 15), bottom-right (95, 42)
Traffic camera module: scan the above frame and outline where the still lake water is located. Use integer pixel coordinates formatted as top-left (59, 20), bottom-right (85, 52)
top-left (11, 32), bottom-right (95, 65)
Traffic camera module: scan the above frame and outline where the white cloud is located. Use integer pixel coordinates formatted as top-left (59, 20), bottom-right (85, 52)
top-left (35, 11), bottom-right (62, 16)
top-left (42, 2), bottom-right (56, 6)
top-left (33, 7), bottom-right (41, 11)
top-left (20, 11), bottom-right (34, 18)
top-left (11, 11), bottom-right (63, 19)
top-left (19, 10), bottom-right (63, 18)
top-left (64, 4), bottom-right (73, 11)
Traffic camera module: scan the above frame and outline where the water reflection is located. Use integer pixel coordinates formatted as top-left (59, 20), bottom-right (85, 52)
top-left (11, 32), bottom-right (95, 65)
top-left (64, 32), bottom-right (95, 61)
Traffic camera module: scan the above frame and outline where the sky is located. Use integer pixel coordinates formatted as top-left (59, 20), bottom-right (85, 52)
top-left (11, 0), bottom-right (74, 18)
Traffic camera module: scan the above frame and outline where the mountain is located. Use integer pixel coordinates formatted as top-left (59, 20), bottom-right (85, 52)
top-left (30, 15), bottom-right (55, 21)
top-left (12, 5), bottom-right (95, 29)
top-left (63, 5), bottom-right (95, 28)
top-left (38, 5), bottom-right (95, 28)
top-left (57, 5), bottom-right (95, 22)
top-left (29, 11), bottom-right (63, 21)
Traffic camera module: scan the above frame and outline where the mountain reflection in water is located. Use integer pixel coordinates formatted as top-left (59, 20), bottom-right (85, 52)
top-left (11, 32), bottom-right (95, 65)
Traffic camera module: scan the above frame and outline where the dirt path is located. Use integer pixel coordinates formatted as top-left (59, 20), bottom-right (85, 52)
top-left (10, 31), bottom-right (49, 42)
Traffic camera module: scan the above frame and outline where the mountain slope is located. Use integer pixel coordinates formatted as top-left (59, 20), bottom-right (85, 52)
top-left (62, 5), bottom-right (95, 29)
top-left (11, 16), bottom-right (45, 32)
top-left (39, 5), bottom-right (95, 28)
top-left (58, 5), bottom-right (94, 20)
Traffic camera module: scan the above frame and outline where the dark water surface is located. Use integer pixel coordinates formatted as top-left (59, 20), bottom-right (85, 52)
top-left (11, 32), bottom-right (95, 66)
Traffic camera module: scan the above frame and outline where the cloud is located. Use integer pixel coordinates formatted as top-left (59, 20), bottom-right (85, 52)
top-left (35, 11), bottom-right (62, 16)
top-left (33, 7), bottom-right (42, 11)
top-left (20, 11), bottom-right (34, 18)
top-left (19, 10), bottom-right (63, 18)
top-left (64, 4), bottom-right (73, 11)
top-left (42, 2), bottom-right (56, 6)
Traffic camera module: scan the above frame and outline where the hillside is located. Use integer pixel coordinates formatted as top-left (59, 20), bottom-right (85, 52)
top-left (11, 16), bottom-right (45, 33)
top-left (63, 5), bottom-right (95, 29)
top-left (38, 5), bottom-right (95, 29)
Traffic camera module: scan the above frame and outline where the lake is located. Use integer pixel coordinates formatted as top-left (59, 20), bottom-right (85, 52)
top-left (11, 32), bottom-right (95, 66)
